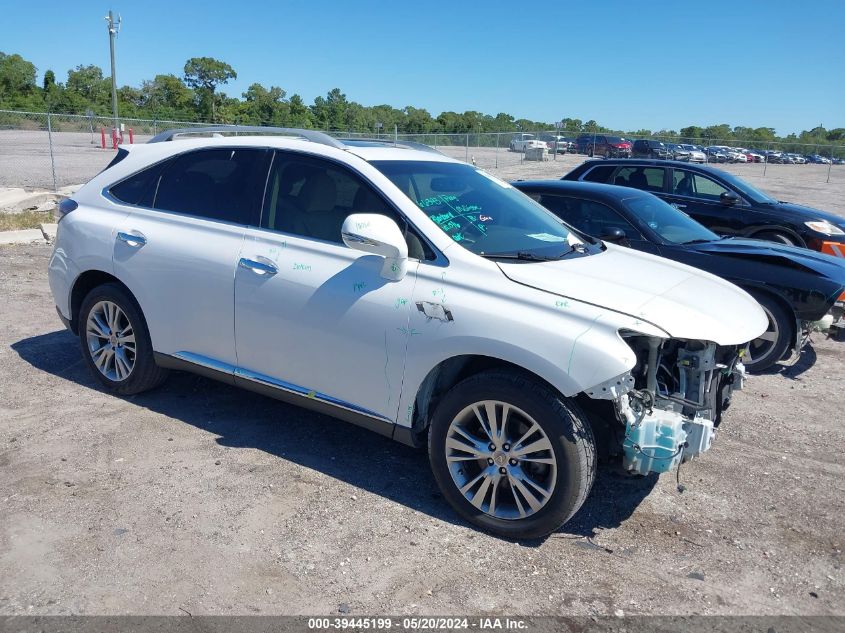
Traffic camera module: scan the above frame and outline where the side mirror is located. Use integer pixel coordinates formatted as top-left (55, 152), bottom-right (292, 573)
top-left (720, 191), bottom-right (740, 206)
top-left (342, 213), bottom-right (408, 281)
top-left (600, 227), bottom-right (629, 245)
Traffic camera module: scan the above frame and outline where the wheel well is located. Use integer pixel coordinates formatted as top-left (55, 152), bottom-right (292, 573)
top-left (748, 227), bottom-right (805, 247)
top-left (69, 270), bottom-right (135, 334)
top-left (744, 286), bottom-right (797, 345)
top-left (408, 355), bottom-right (560, 443)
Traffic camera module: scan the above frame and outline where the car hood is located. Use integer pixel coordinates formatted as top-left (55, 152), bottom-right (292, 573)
top-left (766, 201), bottom-right (845, 229)
top-left (689, 238), bottom-right (845, 282)
top-left (497, 245), bottom-right (767, 346)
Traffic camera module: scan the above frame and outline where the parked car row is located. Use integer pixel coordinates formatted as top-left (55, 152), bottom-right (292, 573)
top-left (555, 157), bottom-right (845, 370)
top-left (50, 128), bottom-right (845, 540)
top-left (509, 134), bottom-right (844, 165)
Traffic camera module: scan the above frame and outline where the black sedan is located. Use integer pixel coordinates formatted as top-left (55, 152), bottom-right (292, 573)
top-left (512, 179), bottom-right (845, 372)
top-left (563, 159), bottom-right (845, 259)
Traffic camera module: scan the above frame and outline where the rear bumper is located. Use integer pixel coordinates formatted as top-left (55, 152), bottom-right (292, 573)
top-left (56, 305), bottom-right (74, 333)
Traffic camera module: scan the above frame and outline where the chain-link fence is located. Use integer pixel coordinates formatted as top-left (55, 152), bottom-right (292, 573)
top-left (1, 109), bottom-right (843, 193)
top-left (0, 110), bottom-right (210, 191)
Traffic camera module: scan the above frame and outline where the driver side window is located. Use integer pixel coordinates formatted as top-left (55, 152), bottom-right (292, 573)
top-left (261, 152), bottom-right (432, 259)
top-left (672, 170), bottom-right (730, 201)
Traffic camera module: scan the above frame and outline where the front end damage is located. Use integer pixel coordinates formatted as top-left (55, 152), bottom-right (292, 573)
top-left (586, 334), bottom-right (746, 476)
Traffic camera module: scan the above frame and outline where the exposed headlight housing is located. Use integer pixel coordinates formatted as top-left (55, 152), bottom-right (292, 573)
top-left (805, 220), bottom-right (845, 236)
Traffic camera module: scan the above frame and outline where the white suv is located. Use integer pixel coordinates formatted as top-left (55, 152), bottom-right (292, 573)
top-left (49, 126), bottom-right (766, 538)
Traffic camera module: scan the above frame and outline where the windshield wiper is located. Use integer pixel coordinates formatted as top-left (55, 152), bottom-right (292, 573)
top-left (482, 244), bottom-right (588, 261)
top-left (681, 238), bottom-right (716, 245)
top-left (480, 251), bottom-right (561, 261)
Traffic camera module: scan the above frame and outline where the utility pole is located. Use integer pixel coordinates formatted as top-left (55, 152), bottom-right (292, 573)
top-left (105, 10), bottom-right (121, 133)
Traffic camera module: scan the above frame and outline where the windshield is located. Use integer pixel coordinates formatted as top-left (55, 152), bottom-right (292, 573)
top-left (623, 195), bottom-right (719, 244)
top-left (606, 136), bottom-right (624, 144)
top-left (716, 170), bottom-right (776, 204)
top-left (371, 160), bottom-right (581, 257)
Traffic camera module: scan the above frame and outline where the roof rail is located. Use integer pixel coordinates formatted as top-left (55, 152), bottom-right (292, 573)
top-left (338, 137), bottom-right (446, 156)
top-left (147, 125), bottom-right (345, 149)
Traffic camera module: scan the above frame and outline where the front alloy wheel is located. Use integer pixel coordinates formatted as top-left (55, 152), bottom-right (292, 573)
top-left (429, 370), bottom-right (596, 539)
top-left (446, 401), bottom-right (557, 519)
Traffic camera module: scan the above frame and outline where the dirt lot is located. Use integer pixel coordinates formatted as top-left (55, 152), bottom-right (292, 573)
top-left (1, 243), bottom-right (843, 617)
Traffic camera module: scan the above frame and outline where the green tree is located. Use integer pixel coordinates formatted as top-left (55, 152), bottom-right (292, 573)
top-left (65, 64), bottom-right (111, 108)
top-left (287, 94), bottom-right (312, 127)
top-left (325, 88), bottom-right (349, 130)
top-left (242, 83), bottom-right (287, 125)
top-left (141, 74), bottom-right (195, 119)
top-left (404, 106), bottom-right (435, 134)
top-left (42, 69), bottom-right (56, 91)
top-left (679, 126), bottom-right (703, 142)
top-left (703, 124), bottom-right (733, 143)
top-left (0, 51), bottom-right (38, 106)
top-left (183, 57), bottom-right (237, 122)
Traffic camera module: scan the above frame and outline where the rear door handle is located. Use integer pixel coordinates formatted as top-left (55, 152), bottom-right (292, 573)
top-left (116, 231), bottom-right (147, 247)
top-left (239, 257), bottom-right (278, 276)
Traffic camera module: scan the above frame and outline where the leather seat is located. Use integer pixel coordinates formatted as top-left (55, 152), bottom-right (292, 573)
top-left (628, 170), bottom-right (649, 190)
top-left (675, 176), bottom-right (694, 196)
top-left (293, 173), bottom-right (344, 242)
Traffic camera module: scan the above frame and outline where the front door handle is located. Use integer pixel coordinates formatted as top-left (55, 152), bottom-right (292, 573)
top-left (239, 257), bottom-right (278, 276)
top-left (672, 203), bottom-right (687, 209)
top-left (116, 231), bottom-right (147, 247)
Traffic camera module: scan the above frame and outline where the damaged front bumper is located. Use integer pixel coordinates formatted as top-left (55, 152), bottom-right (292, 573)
top-left (586, 336), bottom-right (746, 476)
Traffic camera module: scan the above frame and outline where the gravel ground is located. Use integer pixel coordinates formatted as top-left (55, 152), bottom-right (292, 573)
top-left (0, 244), bottom-right (843, 616)
top-left (1, 129), bottom-right (843, 220)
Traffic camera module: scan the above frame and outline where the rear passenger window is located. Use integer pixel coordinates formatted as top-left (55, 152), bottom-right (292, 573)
top-left (611, 167), bottom-right (664, 192)
top-left (152, 148), bottom-right (269, 224)
top-left (581, 165), bottom-right (615, 183)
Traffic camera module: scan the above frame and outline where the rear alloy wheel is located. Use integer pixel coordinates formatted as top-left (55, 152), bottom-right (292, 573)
top-left (78, 283), bottom-right (168, 395)
top-left (429, 370), bottom-right (596, 539)
top-left (86, 300), bottom-right (136, 382)
top-left (743, 292), bottom-right (794, 372)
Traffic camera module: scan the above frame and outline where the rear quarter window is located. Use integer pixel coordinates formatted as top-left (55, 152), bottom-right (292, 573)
top-left (109, 160), bottom-right (171, 207)
top-left (581, 165), bottom-right (615, 183)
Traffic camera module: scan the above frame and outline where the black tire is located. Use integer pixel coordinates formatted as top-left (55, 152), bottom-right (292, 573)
top-left (428, 370), bottom-right (596, 539)
top-left (753, 230), bottom-right (798, 247)
top-left (588, 146), bottom-right (594, 157)
top-left (78, 282), bottom-right (168, 395)
top-left (743, 291), bottom-right (795, 372)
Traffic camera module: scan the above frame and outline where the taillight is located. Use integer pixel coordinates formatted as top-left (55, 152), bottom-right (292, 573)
top-left (56, 198), bottom-right (78, 222)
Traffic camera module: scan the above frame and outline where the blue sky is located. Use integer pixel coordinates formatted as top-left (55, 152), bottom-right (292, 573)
top-left (1, 0), bottom-right (842, 134)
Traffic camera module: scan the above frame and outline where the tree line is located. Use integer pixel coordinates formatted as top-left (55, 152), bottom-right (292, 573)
top-left (0, 51), bottom-right (842, 149)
